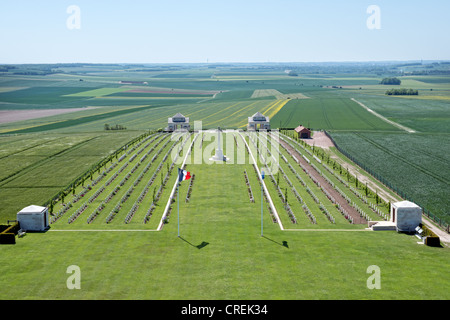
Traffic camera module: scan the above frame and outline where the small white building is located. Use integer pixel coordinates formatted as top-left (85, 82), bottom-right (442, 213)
top-left (17, 205), bottom-right (49, 232)
top-left (390, 200), bottom-right (422, 233)
top-left (248, 112), bottom-right (270, 131)
top-left (166, 113), bottom-right (190, 132)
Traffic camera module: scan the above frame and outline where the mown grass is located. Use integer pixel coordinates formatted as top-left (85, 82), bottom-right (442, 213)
top-left (0, 131), bottom-right (448, 300)
top-left (1, 159), bottom-right (449, 300)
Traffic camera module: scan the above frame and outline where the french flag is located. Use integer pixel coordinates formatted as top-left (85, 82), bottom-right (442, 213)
top-left (178, 168), bottom-right (191, 182)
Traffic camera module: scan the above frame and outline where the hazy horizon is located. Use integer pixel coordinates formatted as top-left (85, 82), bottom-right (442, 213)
top-left (2, 60), bottom-right (449, 65)
top-left (1, 0), bottom-right (449, 64)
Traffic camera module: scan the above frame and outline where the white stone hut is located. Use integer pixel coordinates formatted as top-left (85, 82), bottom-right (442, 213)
top-left (17, 205), bottom-right (49, 232)
top-left (248, 112), bottom-right (270, 131)
top-left (390, 200), bottom-right (422, 233)
top-left (166, 113), bottom-right (190, 132)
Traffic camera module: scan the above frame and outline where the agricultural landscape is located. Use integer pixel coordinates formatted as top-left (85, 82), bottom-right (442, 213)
top-left (0, 62), bottom-right (449, 301)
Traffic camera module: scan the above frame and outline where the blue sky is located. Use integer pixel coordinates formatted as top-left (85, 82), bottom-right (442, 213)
top-left (0, 0), bottom-right (449, 63)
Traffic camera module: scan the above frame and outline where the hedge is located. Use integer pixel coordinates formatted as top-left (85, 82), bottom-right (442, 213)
top-left (0, 233), bottom-right (15, 245)
top-left (0, 222), bottom-right (20, 245)
top-left (421, 224), bottom-right (441, 247)
top-left (424, 236), bottom-right (441, 247)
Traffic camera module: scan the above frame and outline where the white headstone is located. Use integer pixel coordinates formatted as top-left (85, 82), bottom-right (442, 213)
top-left (209, 128), bottom-right (228, 162)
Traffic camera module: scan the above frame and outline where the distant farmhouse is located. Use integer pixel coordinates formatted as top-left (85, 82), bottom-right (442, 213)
top-left (248, 112), bottom-right (270, 131)
top-left (119, 81), bottom-right (148, 85)
top-left (294, 125), bottom-right (311, 139)
top-left (166, 113), bottom-right (190, 132)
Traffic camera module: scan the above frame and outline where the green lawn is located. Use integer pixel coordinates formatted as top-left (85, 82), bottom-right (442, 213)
top-left (2, 132), bottom-right (448, 300)
top-left (1, 160), bottom-right (449, 300)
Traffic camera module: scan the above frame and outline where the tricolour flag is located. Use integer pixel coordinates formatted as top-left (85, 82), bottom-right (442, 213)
top-left (178, 168), bottom-right (191, 182)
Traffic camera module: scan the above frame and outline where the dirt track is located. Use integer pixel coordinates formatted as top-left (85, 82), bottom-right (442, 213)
top-left (302, 131), bottom-right (335, 149)
top-left (279, 137), bottom-right (367, 224)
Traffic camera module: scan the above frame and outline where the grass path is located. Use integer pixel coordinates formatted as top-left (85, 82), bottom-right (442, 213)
top-left (351, 98), bottom-right (416, 133)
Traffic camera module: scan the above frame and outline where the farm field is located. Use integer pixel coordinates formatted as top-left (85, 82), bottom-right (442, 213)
top-left (0, 64), bottom-right (449, 301)
top-left (323, 88), bottom-right (450, 225)
top-left (0, 131), bottom-right (139, 221)
top-left (251, 89), bottom-right (310, 100)
top-left (271, 95), bottom-right (403, 131)
top-left (345, 95), bottom-right (450, 134)
top-left (0, 99), bottom-right (289, 134)
top-left (329, 132), bottom-right (450, 226)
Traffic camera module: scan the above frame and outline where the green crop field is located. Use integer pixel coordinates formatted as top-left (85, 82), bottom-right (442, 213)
top-left (345, 95), bottom-right (450, 134)
top-left (271, 96), bottom-right (402, 131)
top-left (330, 132), bottom-right (450, 225)
top-left (0, 64), bottom-right (449, 301)
top-left (0, 131), bottom-right (139, 220)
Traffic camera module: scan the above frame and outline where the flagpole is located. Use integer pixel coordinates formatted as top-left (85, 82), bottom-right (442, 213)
top-left (177, 167), bottom-right (191, 238)
top-left (177, 182), bottom-right (180, 237)
top-left (261, 170), bottom-right (264, 237)
top-left (261, 182), bottom-right (263, 237)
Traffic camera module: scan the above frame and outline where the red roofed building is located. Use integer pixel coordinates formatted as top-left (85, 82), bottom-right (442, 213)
top-left (294, 125), bottom-right (311, 139)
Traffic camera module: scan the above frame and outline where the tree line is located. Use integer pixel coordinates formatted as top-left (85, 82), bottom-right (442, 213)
top-left (104, 124), bottom-right (127, 130)
top-left (380, 77), bottom-right (401, 85)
